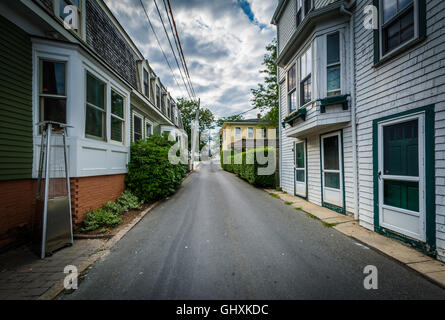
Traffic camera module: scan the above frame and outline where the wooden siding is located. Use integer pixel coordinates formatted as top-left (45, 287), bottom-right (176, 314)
top-left (354, 0), bottom-right (445, 259)
top-left (280, 81), bottom-right (295, 193)
top-left (278, 0), bottom-right (297, 55)
top-left (0, 15), bottom-right (33, 181)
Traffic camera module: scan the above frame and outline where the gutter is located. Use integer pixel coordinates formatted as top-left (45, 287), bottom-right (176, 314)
top-left (339, 3), bottom-right (359, 221)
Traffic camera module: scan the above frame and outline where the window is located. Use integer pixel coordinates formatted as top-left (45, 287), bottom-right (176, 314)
top-left (156, 85), bottom-right (161, 109)
top-left (111, 90), bottom-right (124, 143)
top-left (300, 46), bottom-right (312, 106)
top-left (167, 99), bottom-right (171, 118)
top-left (381, 0), bottom-right (414, 55)
top-left (304, 0), bottom-right (312, 16)
top-left (262, 128), bottom-right (267, 138)
top-left (235, 127), bottom-right (241, 138)
top-left (85, 73), bottom-right (106, 139)
top-left (133, 114), bottom-right (143, 142)
top-left (248, 127), bottom-right (254, 139)
top-left (143, 69), bottom-right (149, 97)
top-left (161, 91), bottom-right (166, 114)
top-left (145, 121), bottom-right (152, 139)
top-left (39, 60), bottom-right (67, 124)
top-left (296, 0), bottom-right (302, 26)
top-left (327, 32), bottom-right (341, 97)
top-left (55, 0), bottom-right (82, 36)
top-left (287, 64), bottom-right (297, 112)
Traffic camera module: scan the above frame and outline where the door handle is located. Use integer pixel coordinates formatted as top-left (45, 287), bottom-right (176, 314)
top-left (378, 171), bottom-right (382, 180)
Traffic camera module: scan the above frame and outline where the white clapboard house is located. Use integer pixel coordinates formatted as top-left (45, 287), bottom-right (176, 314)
top-left (272, 0), bottom-right (445, 261)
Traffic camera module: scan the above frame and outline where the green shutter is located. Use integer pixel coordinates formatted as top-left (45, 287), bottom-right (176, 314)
top-left (0, 15), bottom-right (33, 181)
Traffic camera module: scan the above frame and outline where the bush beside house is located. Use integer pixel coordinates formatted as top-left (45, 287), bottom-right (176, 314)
top-left (126, 135), bottom-right (188, 202)
top-left (221, 147), bottom-right (276, 188)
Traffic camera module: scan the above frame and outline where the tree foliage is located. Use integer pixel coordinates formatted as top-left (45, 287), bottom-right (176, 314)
top-left (215, 114), bottom-right (244, 127)
top-left (177, 98), bottom-right (215, 150)
top-left (251, 39), bottom-right (279, 125)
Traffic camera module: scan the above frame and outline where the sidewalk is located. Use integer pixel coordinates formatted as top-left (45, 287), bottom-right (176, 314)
top-left (265, 189), bottom-right (445, 289)
top-left (0, 201), bottom-right (160, 300)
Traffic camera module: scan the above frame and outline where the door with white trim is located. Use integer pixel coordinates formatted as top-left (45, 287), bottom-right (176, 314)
top-left (321, 131), bottom-right (343, 208)
top-left (294, 141), bottom-right (306, 198)
top-left (377, 114), bottom-right (425, 241)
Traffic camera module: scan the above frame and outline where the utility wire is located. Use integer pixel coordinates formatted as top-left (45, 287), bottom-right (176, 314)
top-left (152, 0), bottom-right (194, 100)
top-left (166, 0), bottom-right (197, 99)
top-left (161, 0), bottom-right (194, 99)
top-left (139, 0), bottom-right (192, 100)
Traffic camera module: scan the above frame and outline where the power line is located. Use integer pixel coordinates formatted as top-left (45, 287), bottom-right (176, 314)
top-left (166, 0), bottom-right (197, 99)
top-left (152, 0), bottom-right (194, 100)
top-left (138, 0), bottom-right (192, 100)
top-left (161, 0), bottom-right (194, 98)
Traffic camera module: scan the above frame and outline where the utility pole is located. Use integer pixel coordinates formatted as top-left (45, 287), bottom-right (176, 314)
top-left (190, 98), bottom-right (200, 170)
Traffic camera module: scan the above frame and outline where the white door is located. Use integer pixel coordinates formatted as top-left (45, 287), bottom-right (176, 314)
top-left (294, 141), bottom-right (306, 198)
top-left (377, 114), bottom-right (425, 241)
top-left (321, 132), bottom-right (343, 208)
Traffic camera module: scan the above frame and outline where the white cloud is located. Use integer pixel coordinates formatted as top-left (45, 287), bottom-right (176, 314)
top-left (104, 0), bottom-right (276, 118)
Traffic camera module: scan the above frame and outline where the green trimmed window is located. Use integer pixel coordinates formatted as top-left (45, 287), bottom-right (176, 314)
top-left (111, 90), bottom-right (124, 143)
top-left (375, 0), bottom-right (426, 63)
top-left (300, 46), bottom-right (312, 106)
top-left (86, 73), bottom-right (105, 139)
top-left (40, 60), bottom-right (67, 124)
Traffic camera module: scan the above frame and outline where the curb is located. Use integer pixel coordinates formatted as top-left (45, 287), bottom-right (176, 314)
top-left (38, 201), bottom-right (161, 300)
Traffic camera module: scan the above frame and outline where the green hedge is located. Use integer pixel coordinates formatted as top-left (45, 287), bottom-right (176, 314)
top-left (126, 135), bottom-right (188, 202)
top-left (221, 147), bottom-right (276, 188)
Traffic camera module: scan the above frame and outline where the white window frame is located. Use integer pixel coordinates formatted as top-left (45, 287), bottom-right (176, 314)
top-left (145, 118), bottom-right (153, 139)
top-left (85, 71), bottom-right (107, 141)
top-left (326, 31), bottom-right (342, 97)
top-left (142, 68), bottom-right (150, 98)
top-left (287, 63), bottom-right (297, 113)
top-left (248, 127), bottom-right (254, 139)
top-left (379, 0), bottom-right (419, 60)
top-left (110, 88), bottom-right (126, 145)
top-left (299, 44), bottom-right (312, 107)
top-left (39, 58), bottom-right (68, 124)
top-left (132, 112), bottom-right (143, 142)
top-left (235, 127), bottom-right (241, 139)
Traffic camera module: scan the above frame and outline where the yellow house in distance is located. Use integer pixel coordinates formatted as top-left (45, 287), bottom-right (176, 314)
top-left (220, 116), bottom-right (277, 151)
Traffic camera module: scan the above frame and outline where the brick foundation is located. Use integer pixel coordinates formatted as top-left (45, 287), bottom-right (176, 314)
top-left (0, 174), bottom-right (126, 251)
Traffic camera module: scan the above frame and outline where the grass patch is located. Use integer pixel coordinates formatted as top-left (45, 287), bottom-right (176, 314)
top-left (269, 193), bottom-right (280, 199)
top-left (275, 187), bottom-right (283, 192)
top-left (306, 212), bottom-right (320, 220)
top-left (322, 221), bottom-right (340, 228)
top-left (295, 207), bottom-right (303, 211)
top-left (284, 201), bottom-right (294, 205)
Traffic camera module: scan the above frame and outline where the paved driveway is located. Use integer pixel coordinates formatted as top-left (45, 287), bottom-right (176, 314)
top-left (64, 161), bottom-right (445, 299)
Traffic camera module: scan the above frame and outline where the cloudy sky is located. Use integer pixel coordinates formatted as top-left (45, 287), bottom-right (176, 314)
top-left (103, 0), bottom-right (277, 119)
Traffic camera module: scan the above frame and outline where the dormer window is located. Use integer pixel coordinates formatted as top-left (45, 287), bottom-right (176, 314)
top-left (156, 84), bottom-right (160, 109)
top-left (326, 32), bottom-right (341, 97)
top-left (54, 0), bottom-right (82, 37)
top-left (143, 69), bottom-right (149, 98)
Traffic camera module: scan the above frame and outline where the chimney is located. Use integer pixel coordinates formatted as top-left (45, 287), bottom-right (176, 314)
top-left (257, 113), bottom-right (261, 119)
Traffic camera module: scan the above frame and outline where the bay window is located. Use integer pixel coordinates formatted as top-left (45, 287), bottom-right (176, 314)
top-left (111, 90), bottom-right (124, 143)
top-left (326, 32), bottom-right (341, 97)
top-left (300, 46), bottom-right (312, 106)
top-left (39, 60), bottom-right (67, 124)
top-left (287, 64), bottom-right (297, 112)
top-left (85, 73), bottom-right (106, 139)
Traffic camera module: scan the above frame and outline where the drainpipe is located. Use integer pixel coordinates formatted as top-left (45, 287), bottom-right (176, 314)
top-left (340, 4), bottom-right (359, 221)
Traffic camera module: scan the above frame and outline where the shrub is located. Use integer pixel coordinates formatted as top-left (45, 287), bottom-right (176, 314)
top-left (221, 147), bottom-right (276, 188)
top-left (126, 135), bottom-right (188, 202)
top-left (82, 208), bottom-right (122, 232)
top-left (116, 190), bottom-right (142, 211)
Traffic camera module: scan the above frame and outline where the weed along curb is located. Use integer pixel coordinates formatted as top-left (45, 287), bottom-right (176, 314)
top-left (264, 189), bottom-right (445, 289)
top-left (39, 200), bottom-right (162, 300)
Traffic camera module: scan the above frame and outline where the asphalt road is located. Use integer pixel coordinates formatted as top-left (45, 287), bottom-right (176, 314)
top-left (64, 160), bottom-right (445, 300)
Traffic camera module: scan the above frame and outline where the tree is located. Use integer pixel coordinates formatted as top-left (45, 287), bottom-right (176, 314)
top-left (215, 114), bottom-right (244, 127)
top-left (177, 98), bottom-right (215, 151)
top-left (251, 39), bottom-right (279, 126)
